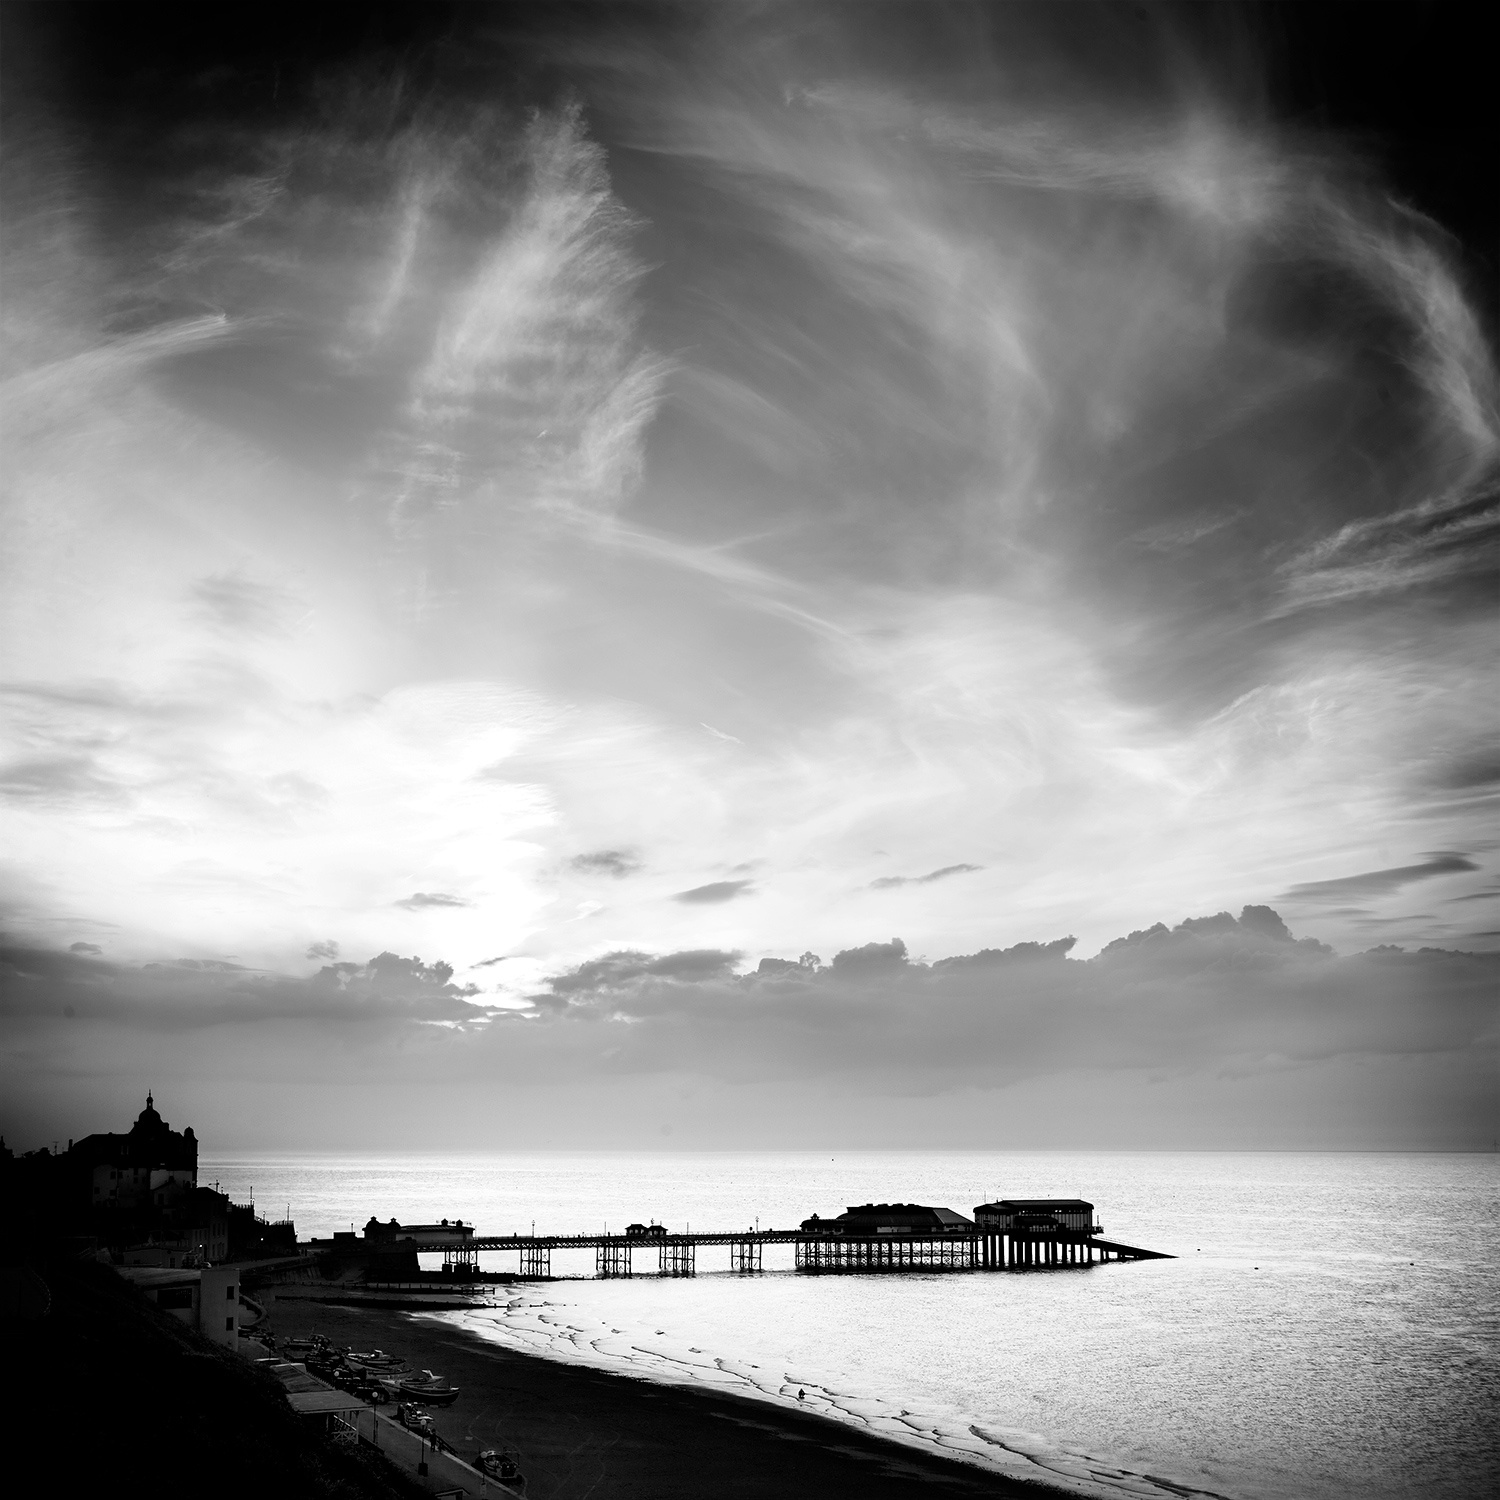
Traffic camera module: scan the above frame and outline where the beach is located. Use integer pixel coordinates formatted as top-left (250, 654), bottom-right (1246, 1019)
top-left (269, 1299), bottom-right (1060, 1499)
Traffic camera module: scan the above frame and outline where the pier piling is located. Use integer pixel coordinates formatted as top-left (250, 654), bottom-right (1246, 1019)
top-left (728, 1238), bottom-right (763, 1273)
top-left (659, 1241), bottom-right (696, 1277)
top-left (596, 1241), bottom-right (632, 1278)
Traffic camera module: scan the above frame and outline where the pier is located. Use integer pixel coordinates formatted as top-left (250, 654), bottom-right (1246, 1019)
top-left (427, 1226), bottom-right (803, 1279)
top-left (377, 1196), bottom-right (1172, 1278)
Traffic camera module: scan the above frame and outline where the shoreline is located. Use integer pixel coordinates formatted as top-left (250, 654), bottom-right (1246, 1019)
top-left (270, 1297), bottom-right (1070, 1498)
top-left (268, 1296), bottom-right (1227, 1500)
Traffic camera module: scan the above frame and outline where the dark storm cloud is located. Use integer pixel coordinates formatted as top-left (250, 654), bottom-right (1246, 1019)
top-left (394, 892), bottom-right (470, 910)
top-left (870, 863), bottom-right (982, 889)
top-left (571, 850), bottom-right (642, 878)
top-left (672, 880), bottom-right (754, 904)
top-left (1279, 853), bottom-right (1479, 904)
top-left (0, 943), bottom-right (486, 1028)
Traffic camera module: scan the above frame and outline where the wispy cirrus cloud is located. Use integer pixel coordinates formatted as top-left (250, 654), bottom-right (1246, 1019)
top-left (1279, 853), bottom-right (1479, 905)
top-left (1274, 484), bottom-right (1500, 615)
top-left (571, 849), bottom-right (642, 879)
top-left (870, 862), bottom-right (982, 890)
top-left (395, 892), bottom-right (471, 911)
top-left (672, 880), bottom-right (755, 905)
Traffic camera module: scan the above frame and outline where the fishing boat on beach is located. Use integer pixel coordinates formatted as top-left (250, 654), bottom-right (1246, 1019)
top-left (397, 1369), bottom-right (460, 1404)
top-left (396, 1402), bottom-right (435, 1435)
top-left (478, 1448), bottom-right (525, 1488)
top-left (343, 1348), bottom-right (407, 1373)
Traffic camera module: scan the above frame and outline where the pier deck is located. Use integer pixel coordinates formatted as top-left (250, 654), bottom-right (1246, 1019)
top-left (399, 1225), bottom-right (1173, 1277)
top-left (455, 1229), bottom-right (804, 1252)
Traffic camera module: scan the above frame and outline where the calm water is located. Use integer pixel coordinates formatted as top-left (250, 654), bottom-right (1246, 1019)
top-left (203, 1150), bottom-right (1500, 1500)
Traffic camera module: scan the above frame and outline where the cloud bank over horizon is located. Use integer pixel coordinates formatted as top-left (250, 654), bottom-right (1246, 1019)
top-left (4, 903), bottom-right (1494, 1150)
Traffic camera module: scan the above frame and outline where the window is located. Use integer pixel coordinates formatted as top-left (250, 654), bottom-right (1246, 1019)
top-left (226, 1284), bottom-right (236, 1300)
top-left (225, 1317), bottom-right (235, 1332)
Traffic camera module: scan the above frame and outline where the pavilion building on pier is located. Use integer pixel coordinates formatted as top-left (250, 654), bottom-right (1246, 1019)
top-left (795, 1202), bottom-right (980, 1272)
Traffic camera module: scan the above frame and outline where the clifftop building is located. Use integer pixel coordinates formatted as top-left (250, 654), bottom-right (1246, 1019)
top-left (5, 1095), bottom-right (293, 1263)
top-left (73, 1092), bottom-right (198, 1210)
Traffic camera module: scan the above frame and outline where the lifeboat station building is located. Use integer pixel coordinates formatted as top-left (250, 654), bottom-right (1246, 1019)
top-left (973, 1198), bottom-right (1102, 1268)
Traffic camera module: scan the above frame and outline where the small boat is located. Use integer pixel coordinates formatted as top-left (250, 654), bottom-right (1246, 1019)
top-left (280, 1336), bottom-right (325, 1358)
top-left (478, 1448), bottom-right (525, 1487)
top-left (397, 1369), bottom-right (461, 1405)
top-left (397, 1402), bottom-right (434, 1434)
top-left (344, 1348), bottom-right (408, 1373)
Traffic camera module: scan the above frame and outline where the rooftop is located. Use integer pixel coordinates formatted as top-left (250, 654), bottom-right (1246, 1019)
top-left (975, 1199), bottom-right (1094, 1210)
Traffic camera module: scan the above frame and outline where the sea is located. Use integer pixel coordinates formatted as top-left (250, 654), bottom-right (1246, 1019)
top-left (201, 1150), bottom-right (1500, 1500)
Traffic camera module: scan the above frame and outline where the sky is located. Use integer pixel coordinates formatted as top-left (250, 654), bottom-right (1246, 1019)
top-left (2, 2), bottom-right (1496, 1151)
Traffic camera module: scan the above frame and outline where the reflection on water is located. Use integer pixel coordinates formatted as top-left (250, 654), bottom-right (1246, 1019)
top-left (204, 1150), bottom-right (1500, 1500)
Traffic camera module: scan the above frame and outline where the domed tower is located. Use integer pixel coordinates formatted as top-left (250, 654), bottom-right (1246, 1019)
top-left (125, 1093), bottom-right (196, 1179)
top-left (129, 1092), bottom-right (169, 1152)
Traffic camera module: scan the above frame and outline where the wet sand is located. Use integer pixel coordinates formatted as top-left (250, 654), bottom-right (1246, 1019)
top-left (270, 1298), bottom-right (1063, 1499)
